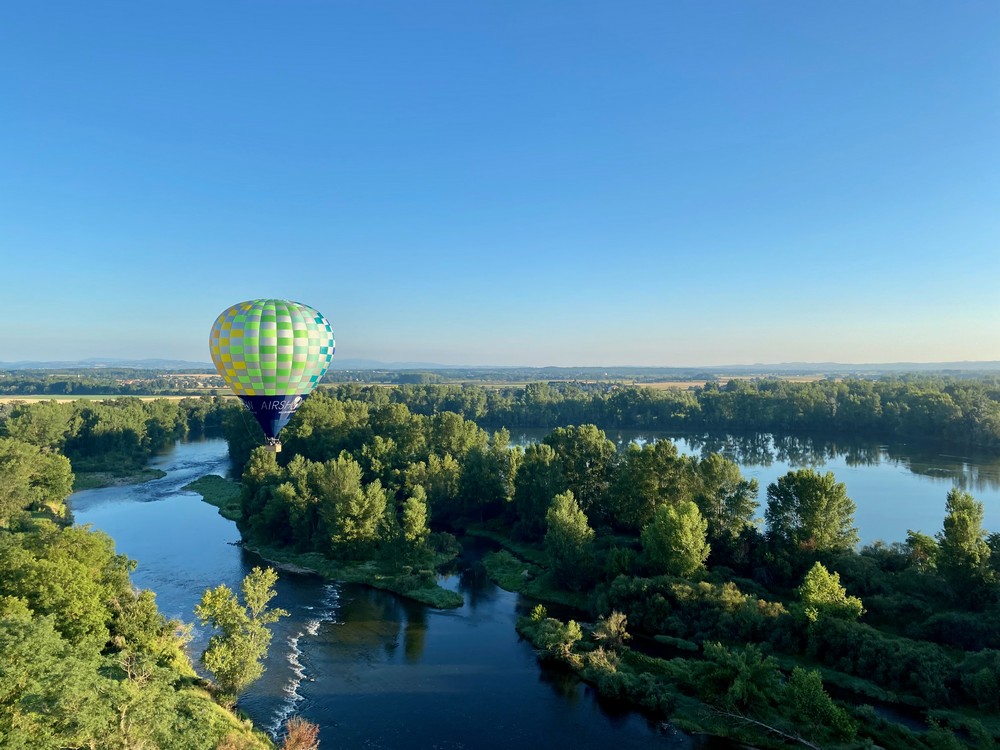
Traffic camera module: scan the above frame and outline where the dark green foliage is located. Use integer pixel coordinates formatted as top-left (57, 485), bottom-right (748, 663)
top-left (641, 500), bottom-right (710, 577)
top-left (0, 396), bottom-right (229, 478)
top-left (937, 488), bottom-right (991, 599)
top-left (696, 642), bottom-right (781, 713)
top-left (693, 452), bottom-right (759, 543)
top-left (511, 443), bottom-right (566, 541)
top-left (958, 649), bottom-right (1000, 711)
top-left (765, 468), bottom-right (859, 552)
top-left (784, 667), bottom-right (857, 742)
top-left (608, 439), bottom-right (691, 532)
top-left (0, 437), bottom-right (73, 524)
top-left (328, 376), bottom-right (1000, 448)
top-left (542, 425), bottom-right (616, 522)
top-left (545, 491), bottom-right (596, 590)
top-left (596, 575), bottom-right (788, 646)
top-left (805, 616), bottom-right (955, 704)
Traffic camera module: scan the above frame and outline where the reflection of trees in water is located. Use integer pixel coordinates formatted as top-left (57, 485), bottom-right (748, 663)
top-left (332, 586), bottom-right (407, 660)
top-left (403, 605), bottom-right (427, 663)
top-left (678, 432), bottom-right (1000, 493)
top-left (683, 432), bottom-right (776, 467)
top-left (458, 562), bottom-right (495, 610)
top-left (333, 587), bottom-right (432, 663)
top-left (885, 444), bottom-right (1000, 493)
top-left (537, 663), bottom-right (581, 707)
top-left (512, 427), bottom-right (1000, 496)
top-left (771, 435), bottom-right (833, 467)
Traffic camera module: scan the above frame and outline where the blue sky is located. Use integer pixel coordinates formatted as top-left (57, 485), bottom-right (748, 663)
top-left (1, 2), bottom-right (997, 366)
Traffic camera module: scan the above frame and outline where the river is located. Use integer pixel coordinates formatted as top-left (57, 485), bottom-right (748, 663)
top-left (68, 434), bottom-right (999, 748)
top-left (70, 439), bottom-right (720, 749)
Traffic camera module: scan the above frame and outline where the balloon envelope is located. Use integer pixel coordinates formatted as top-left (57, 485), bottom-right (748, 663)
top-left (209, 299), bottom-right (335, 442)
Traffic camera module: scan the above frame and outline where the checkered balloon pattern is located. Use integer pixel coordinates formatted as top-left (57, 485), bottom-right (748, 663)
top-left (209, 299), bottom-right (335, 396)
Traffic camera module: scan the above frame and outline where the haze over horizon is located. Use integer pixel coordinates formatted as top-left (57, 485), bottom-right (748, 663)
top-left (2, 3), bottom-right (998, 367)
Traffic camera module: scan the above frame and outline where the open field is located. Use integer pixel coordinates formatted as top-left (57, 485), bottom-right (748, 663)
top-left (639, 374), bottom-right (828, 390)
top-left (638, 380), bottom-right (709, 390)
top-left (0, 394), bottom-right (232, 403)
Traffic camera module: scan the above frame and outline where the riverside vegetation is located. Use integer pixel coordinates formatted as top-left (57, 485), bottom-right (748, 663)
top-left (0, 396), bottom-right (320, 749)
top-left (217, 383), bottom-right (1000, 750)
top-left (2, 381), bottom-right (1000, 748)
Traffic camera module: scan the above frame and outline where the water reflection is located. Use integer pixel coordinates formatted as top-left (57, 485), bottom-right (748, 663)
top-left (510, 429), bottom-right (1000, 494)
top-left (510, 429), bottom-right (1000, 542)
top-left (676, 432), bottom-right (1000, 494)
top-left (403, 606), bottom-right (427, 663)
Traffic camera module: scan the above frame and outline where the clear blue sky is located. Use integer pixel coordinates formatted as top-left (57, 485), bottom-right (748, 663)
top-left (2, 2), bottom-right (998, 366)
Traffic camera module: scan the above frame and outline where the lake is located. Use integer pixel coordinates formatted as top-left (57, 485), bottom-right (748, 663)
top-left (510, 429), bottom-right (1000, 544)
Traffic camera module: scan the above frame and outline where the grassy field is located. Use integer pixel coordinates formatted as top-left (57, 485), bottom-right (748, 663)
top-left (0, 393), bottom-right (232, 403)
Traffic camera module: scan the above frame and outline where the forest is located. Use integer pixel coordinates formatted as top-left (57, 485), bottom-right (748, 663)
top-left (1, 383), bottom-right (999, 748)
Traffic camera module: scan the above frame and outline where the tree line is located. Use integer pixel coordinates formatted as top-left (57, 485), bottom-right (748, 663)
top-left (318, 376), bottom-right (1000, 447)
top-left (0, 396), bottom-right (229, 474)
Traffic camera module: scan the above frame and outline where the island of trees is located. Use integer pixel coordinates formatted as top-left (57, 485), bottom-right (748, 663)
top-left (2, 377), bottom-right (1000, 748)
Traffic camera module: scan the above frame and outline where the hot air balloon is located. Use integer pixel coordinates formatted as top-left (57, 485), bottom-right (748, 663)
top-left (209, 299), bottom-right (335, 452)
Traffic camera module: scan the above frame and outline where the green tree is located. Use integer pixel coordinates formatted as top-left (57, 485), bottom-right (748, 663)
top-left (697, 642), bottom-right (781, 714)
top-left (0, 609), bottom-right (112, 748)
top-left (592, 610), bottom-right (631, 651)
top-left (609, 440), bottom-right (693, 532)
top-left (0, 522), bottom-right (132, 650)
top-left (195, 567), bottom-right (288, 704)
top-left (543, 425), bottom-right (617, 521)
top-left (511, 443), bottom-right (566, 541)
top-left (311, 453), bottom-right (387, 554)
top-left (405, 453), bottom-right (462, 523)
top-left (937, 488), bottom-right (991, 595)
top-left (0, 438), bottom-right (73, 524)
top-left (641, 500), bottom-right (710, 578)
top-left (544, 491), bottom-right (595, 590)
top-left (693, 453), bottom-right (759, 541)
top-left (765, 469), bottom-right (858, 552)
top-left (458, 431), bottom-right (519, 522)
top-left (1, 400), bottom-right (72, 452)
top-left (401, 485), bottom-right (430, 548)
top-left (798, 562), bottom-right (864, 623)
top-left (784, 667), bottom-right (857, 741)
top-left (905, 529), bottom-right (939, 572)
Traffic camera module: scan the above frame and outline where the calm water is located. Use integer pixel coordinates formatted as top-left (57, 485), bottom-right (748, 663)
top-left (68, 434), bottom-right (1000, 748)
top-left (510, 429), bottom-right (1000, 545)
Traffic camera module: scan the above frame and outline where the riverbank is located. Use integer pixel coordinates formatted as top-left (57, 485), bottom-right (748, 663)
top-left (185, 475), bottom-right (464, 609)
top-left (72, 467), bottom-right (167, 490)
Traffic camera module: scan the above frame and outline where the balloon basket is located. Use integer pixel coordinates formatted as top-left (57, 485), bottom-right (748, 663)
top-left (265, 441), bottom-right (282, 453)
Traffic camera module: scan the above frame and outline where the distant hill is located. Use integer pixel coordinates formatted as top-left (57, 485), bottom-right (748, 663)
top-left (0, 358), bottom-right (215, 371)
top-left (1, 358), bottom-right (998, 375)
